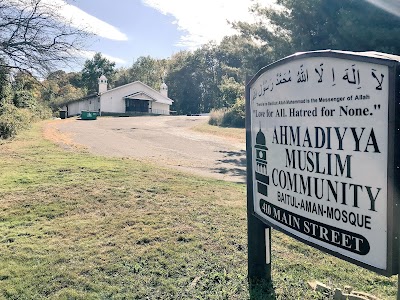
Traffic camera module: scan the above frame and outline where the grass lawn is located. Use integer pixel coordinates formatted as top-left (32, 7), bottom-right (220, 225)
top-left (0, 122), bottom-right (397, 299)
top-left (192, 122), bottom-right (245, 143)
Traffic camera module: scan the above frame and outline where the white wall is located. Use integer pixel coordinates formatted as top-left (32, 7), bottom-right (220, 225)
top-left (151, 102), bottom-right (170, 115)
top-left (88, 98), bottom-right (100, 112)
top-left (68, 101), bottom-right (86, 116)
top-left (100, 82), bottom-right (172, 114)
top-left (100, 92), bottom-right (125, 113)
top-left (63, 97), bottom-right (99, 117)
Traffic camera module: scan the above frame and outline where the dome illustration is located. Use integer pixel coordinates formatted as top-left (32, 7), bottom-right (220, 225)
top-left (255, 128), bottom-right (268, 150)
top-left (254, 128), bottom-right (269, 197)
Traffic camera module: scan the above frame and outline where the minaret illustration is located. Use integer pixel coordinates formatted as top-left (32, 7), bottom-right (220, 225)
top-left (254, 128), bottom-right (269, 196)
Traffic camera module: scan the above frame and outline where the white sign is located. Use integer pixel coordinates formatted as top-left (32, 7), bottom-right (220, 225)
top-left (250, 56), bottom-right (389, 271)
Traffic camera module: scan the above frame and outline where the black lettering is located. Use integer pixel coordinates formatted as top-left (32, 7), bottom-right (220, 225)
top-left (335, 127), bottom-right (347, 151)
top-left (364, 129), bottom-right (380, 153)
top-left (350, 127), bottom-right (365, 152)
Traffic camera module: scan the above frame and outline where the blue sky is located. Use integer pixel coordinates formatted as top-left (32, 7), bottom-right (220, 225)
top-left (72, 1), bottom-right (185, 65)
top-left (51, 0), bottom-right (274, 69)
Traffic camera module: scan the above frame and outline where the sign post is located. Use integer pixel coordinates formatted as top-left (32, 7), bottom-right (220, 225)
top-left (246, 75), bottom-right (272, 281)
top-left (246, 50), bottom-right (400, 283)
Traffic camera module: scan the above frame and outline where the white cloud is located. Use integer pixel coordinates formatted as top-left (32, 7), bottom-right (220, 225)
top-left (56, 0), bottom-right (129, 41)
top-left (8, 0), bottom-right (128, 41)
top-left (77, 50), bottom-right (127, 65)
top-left (142, 0), bottom-right (274, 48)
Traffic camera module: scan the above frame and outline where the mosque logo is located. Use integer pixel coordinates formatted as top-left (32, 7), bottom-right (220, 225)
top-left (254, 128), bottom-right (269, 196)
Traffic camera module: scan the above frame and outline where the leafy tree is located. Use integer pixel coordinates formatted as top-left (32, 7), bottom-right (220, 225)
top-left (218, 76), bottom-right (243, 107)
top-left (41, 70), bottom-right (86, 109)
top-left (113, 56), bottom-right (167, 90)
top-left (81, 53), bottom-right (116, 94)
top-left (113, 67), bottom-right (131, 87)
top-left (127, 56), bottom-right (167, 90)
top-left (0, 103), bottom-right (32, 139)
top-left (45, 70), bottom-right (84, 91)
top-left (0, 62), bottom-right (12, 104)
top-left (195, 43), bottom-right (224, 111)
top-left (12, 71), bottom-right (41, 108)
top-left (166, 51), bottom-right (202, 114)
top-left (234, 0), bottom-right (400, 57)
top-left (335, 1), bottom-right (400, 53)
top-left (166, 45), bottom-right (225, 114)
top-left (216, 35), bottom-right (270, 80)
top-left (0, 0), bottom-right (91, 76)
top-left (68, 72), bottom-right (84, 89)
top-left (13, 89), bottom-right (36, 109)
top-left (166, 41), bottom-right (254, 114)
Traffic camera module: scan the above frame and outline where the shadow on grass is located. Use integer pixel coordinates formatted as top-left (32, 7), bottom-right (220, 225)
top-left (249, 279), bottom-right (276, 300)
top-left (212, 150), bottom-right (247, 182)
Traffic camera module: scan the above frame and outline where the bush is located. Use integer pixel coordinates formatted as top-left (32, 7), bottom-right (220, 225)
top-left (208, 107), bottom-right (228, 126)
top-left (208, 98), bottom-right (245, 128)
top-left (13, 89), bottom-right (37, 109)
top-left (221, 97), bottom-right (245, 128)
top-left (31, 103), bottom-right (52, 121)
top-left (0, 104), bottom-right (33, 139)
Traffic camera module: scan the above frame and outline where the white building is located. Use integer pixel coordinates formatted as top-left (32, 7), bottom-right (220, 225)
top-left (62, 76), bottom-right (173, 117)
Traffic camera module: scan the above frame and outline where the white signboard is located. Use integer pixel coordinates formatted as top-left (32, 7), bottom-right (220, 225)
top-left (249, 55), bottom-right (392, 272)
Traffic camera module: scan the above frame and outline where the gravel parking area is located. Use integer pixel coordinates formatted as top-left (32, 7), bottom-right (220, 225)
top-left (46, 116), bottom-right (246, 183)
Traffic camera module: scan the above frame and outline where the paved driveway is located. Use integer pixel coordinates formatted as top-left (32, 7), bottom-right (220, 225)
top-left (47, 116), bottom-right (246, 183)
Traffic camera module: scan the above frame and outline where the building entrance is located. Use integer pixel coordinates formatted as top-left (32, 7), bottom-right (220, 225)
top-left (126, 99), bottom-right (149, 113)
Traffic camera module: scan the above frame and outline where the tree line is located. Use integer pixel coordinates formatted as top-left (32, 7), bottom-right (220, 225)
top-left (1, 0), bottom-right (400, 137)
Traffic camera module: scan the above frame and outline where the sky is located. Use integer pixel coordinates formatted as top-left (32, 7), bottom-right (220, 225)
top-left (53, 0), bottom-right (274, 69)
top-left (48, 0), bottom-right (400, 71)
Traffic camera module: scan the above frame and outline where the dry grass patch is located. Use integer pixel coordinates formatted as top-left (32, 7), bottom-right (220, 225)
top-left (42, 119), bottom-right (84, 150)
top-left (192, 122), bottom-right (245, 143)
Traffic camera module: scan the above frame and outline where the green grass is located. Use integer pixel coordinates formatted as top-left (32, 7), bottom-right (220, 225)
top-left (0, 123), bottom-right (397, 299)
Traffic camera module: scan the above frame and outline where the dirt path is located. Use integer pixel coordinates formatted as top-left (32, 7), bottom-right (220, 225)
top-left (45, 116), bottom-right (246, 183)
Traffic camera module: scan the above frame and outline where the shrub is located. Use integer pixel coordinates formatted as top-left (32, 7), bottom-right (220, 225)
top-left (221, 97), bottom-right (245, 128)
top-left (208, 107), bottom-right (228, 126)
top-left (0, 104), bottom-right (33, 139)
top-left (13, 89), bottom-right (37, 109)
top-left (209, 98), bottom-right (245, 128)
top-left (31, 103), bottom-right (52, 121)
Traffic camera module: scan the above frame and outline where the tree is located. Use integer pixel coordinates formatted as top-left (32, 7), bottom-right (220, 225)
top-left (194, 43), bottom-right (224, 111)
top-left (0, 0), bottom-right (91, 76)
top-left (166, 51), bottom-right (203, 114)
top-left (335, 1), bottom-right (400, 53)
top-left (216, 35), bottom-right (269, 80)
top-left (12, 71), bottom-right (41, 108)
top-left (41, 70), bottom-right (86, 109)
top-left (81, 53), bottom-right (116, 94)
top-left (113, 67), bottom-right (130, 87)
top-left (0, 61), bottom-right (11, 103)
top-left (218, 76), bottom-right (243, 107)
top-left (234, 0), bottom-right (400, 57)
top-left (166, 42), bottom-right (249, 114)
top-left (127, 56), bottom-right (167, 90)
